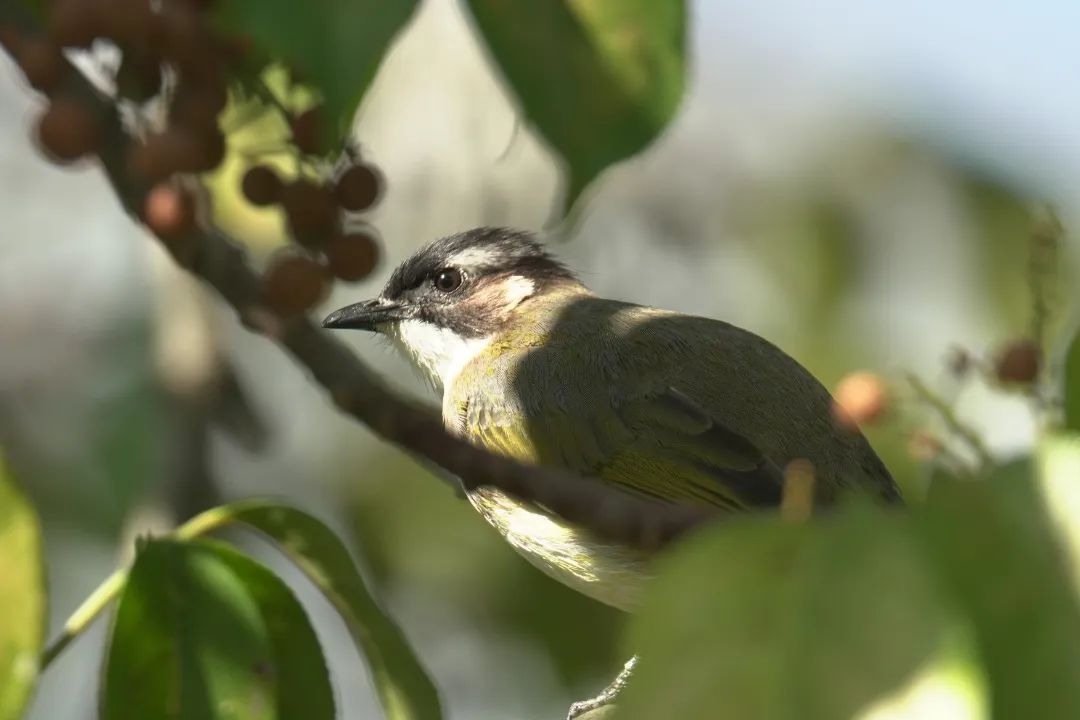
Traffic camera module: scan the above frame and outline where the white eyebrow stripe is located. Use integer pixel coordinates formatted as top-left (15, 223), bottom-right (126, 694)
top-left (446, 247), bottom-right (499, 268)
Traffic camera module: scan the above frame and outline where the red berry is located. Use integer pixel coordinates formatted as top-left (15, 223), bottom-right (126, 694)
top-left (143, 183), bottom-right (196, 239)
top-left (832, 371), bottom-right (889, 429)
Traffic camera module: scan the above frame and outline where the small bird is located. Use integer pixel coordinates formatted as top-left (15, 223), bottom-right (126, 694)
top-left (323, 227), bottom-right (900, 712)
top-left (323, 226), bottom-right (901, 600)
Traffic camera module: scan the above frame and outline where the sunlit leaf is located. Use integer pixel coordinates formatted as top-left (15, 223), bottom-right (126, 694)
top-left (0, 455), bottom-right (45, 720)
top-left (617, 504), bottom-right (952, 720)
top-left (202, 502), bottom-right (442, 720)
top-left (1037, 434), bottom-right (1080, 597)
top-left (102, 538), bottom-right (334, 720)
top-left (918, 460), bottom-right (1080, 718)
top-left (212, 0), bottom-right (420, 153)
top-left (464, 0), bottom-right (686, 211)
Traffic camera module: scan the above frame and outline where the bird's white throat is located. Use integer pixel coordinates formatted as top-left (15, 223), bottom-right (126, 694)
top-left (386, 319), bottom-right (491, 393)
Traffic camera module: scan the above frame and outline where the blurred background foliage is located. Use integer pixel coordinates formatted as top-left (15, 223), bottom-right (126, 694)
top-left (2, 0), bottom-right (1080, 718)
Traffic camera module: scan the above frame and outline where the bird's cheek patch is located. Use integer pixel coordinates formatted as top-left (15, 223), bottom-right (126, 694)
top-left (469, 275), bottom-right (535, 316)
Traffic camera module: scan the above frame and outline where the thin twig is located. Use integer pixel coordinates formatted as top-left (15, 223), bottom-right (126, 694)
top-left (906, 372), bottom-right (994, 471)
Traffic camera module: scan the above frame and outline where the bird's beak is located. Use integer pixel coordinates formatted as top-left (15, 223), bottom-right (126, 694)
top-left (322, 299), bottom-right (408, 331)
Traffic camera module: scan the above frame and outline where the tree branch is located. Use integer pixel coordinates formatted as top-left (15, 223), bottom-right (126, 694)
top-left (0, 5), bottom-right (716, 549)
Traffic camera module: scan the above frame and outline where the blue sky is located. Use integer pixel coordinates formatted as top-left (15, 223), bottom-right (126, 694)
top-left (695, 0), bottom-right (1080, 198)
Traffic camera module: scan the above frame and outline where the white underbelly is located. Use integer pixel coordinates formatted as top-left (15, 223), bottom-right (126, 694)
top-left (466, 486), bottom-right (652, 612)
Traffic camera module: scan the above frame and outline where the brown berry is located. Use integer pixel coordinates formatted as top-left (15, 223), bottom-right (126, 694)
top-left (242, 166), bottom-right (281, 207)
top-left (262, 254), bottom-right (329, 316)
top-left (290, 107), bottom-right (321, 155)
top-left (325, 231), bottom-right (379, 281)
top-left (127, 129), bottom-right (195, 180)
top-left (832, 371), bottom-right (889, 429)
top-left (128, 134), bottom-right (176, 182)
top-left (171, 73), bottom-right (227, 130)
top-left (100, 0), bottom-right (154, 45)
top-left (175, 0), bottom-right (217, 11)
top-left (143, 183), bottom-right (195, 239)
top-left (215, 33), bottom-right (252, 65)
top-left (189, 128), bottom-right (226, 173)
top-left (36, 95), bottom-right (102, 163)
top-left (994, 339), bottom-right (1041, 384)
top-left (48, 0), bottom-right (101, 48)
top-left (127, 127), bottom-right (223, 178)
top-left (334, 164), bottom-right (381, 212)
top-left (115, 51), bottom-right (162, 102)
top-left (281, 179), bottom-right (337, 245)
top-left (17, 37), bottom-right (67, 92)
top-left (156, 3), bottom-right (206, 67)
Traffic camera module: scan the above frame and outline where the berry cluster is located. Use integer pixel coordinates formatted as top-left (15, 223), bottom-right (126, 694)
top-left (245, 160), bottom-right (382, 316)
top-left (2, 0), bottom-right (385, 319)
top-left (947, 339), bottom-right (1042, 386)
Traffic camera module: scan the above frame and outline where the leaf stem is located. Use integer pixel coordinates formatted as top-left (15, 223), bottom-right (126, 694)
top-left (39, 569), bottom-right (127, 670)
top-left (38, 505), bottom-right (240, 671)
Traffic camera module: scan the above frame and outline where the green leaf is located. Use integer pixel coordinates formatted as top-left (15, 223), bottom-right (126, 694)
top-left (918, 459), bottom-right (1080, 718)
top-left (464, 0), bottom-right (686, 211)
top-left (0, 455), bottom-right (45, 720)
top-left (212, 0), bottom-right (420, 152)
top-left (1064, 331), bottom-right (1080, 433)
top-left (102, 538), bottom-right (334, 720)
top-left (617, 504), bottom-right (955, 720)
top-left (201, 502), bottom-right (442, 720)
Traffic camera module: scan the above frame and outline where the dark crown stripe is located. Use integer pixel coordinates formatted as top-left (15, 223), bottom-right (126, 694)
top-left (384, 227), bottom-right (574, 299)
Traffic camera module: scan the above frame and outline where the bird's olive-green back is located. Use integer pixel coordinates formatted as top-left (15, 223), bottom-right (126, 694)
top-left (446, 288), bottom-right (899, 511)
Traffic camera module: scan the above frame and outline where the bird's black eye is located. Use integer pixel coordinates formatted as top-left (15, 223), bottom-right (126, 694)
top-left (433, 268), bottom-right (463, 293)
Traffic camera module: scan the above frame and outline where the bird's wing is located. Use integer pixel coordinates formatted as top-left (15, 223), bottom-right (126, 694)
top-left (456, 381), bottom-right (785, 512)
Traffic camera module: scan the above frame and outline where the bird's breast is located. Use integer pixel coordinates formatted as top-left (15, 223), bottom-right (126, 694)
top-left (465, 486), bottom-right (651, 611)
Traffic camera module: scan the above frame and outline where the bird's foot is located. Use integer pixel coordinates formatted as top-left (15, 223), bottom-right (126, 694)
top-left (566, 655), bottom-right (638, 720)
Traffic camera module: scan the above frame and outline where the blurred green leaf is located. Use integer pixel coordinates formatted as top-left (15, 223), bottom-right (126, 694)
top-left (616, 504), bottom-right (951, 720)
top-left (464, 0), bottom-right (686, 211)
top-left (918, 460), bottom-right (1080, 718)
top-left (962, 176), bottom-right (1032, 333)
top-left (0, 455), bottom-right (45, 720)
top-left (1064, 332), bottom-right (1080, 433)
top-left (212, 0), bottom-right (420, 152)
top-left (102, 538), bottom-right (334, 720)
top-left (210, 501), bottom-right (442, 720)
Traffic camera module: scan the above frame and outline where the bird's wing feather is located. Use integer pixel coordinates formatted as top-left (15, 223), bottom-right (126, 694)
top-left (459, 380), bottom-right (784, 512)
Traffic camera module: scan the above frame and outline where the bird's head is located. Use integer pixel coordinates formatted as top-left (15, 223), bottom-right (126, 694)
top-left (323, 227), bottom-right (580, 390)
